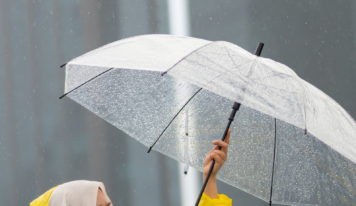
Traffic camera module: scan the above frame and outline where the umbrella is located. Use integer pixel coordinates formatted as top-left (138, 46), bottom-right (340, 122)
top-left (60, 34), bottom-right (356, 206)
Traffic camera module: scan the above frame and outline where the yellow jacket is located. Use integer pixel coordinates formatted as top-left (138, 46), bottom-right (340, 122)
top-left (199, 193), bottom-right (232, 206)
top-left (29, 185), bottom-right (60, 206)
top-left (30, 185), bottom-right (232, 206)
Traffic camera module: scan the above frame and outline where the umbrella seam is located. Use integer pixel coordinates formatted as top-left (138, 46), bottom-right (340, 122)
top-left (161, 42), bottom-right (214, 76)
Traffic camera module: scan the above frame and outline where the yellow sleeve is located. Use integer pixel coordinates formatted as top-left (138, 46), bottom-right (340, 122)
top-left (30, 185), bottom-right (60, 206)
top-left (198, 193), bottom-right (232, 206)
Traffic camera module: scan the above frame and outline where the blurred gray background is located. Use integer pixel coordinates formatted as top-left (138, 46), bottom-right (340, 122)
top-left (0, 0), bottom-right (355, 205)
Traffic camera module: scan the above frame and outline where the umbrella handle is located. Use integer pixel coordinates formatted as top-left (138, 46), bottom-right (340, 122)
top-left (194, 42), bottom-right (264, 206)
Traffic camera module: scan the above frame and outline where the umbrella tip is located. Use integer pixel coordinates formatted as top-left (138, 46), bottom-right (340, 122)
top-left (254, 43), bottom-right (265, 56)
top-left (147, 147), bottom-right (152, 153)
top-left (60, 63), bottom-right (67, 68)
top-left (59, 94), bottom-right (66, 99)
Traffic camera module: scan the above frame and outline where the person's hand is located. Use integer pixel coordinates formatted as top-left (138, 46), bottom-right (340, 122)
top-left (203, 130), bottom-right (230, 178)
top-left (202, 130), bottom-right (231, 199)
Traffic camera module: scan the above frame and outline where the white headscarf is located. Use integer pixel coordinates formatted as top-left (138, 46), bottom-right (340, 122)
top-left (48, 180), bottom-right (111, 206)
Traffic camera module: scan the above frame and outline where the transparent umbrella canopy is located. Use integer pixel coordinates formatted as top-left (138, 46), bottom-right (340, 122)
top-left (61, 34), bottom-right (356, 206)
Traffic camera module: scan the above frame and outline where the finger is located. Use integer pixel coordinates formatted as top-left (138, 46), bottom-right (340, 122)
top-left (225, 130), bottom-right (231, 144)
top-left (204, 153), bottom-right (213, 165)
top-left (212, 140), bottom-right (228, 148)
top-left (205, 145), bottom-right (218, 165)
top-left (210, 152), bottom-right (225, 164)
top-left (208, 145), bottom-right (219, 155)
top-left (212, 140), bottom-right (228, 153)
top-left (211, 150), bottom-right (227, 162)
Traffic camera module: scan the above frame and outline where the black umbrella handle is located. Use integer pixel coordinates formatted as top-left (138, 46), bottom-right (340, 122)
top-left (194, 42), bottom-right (264, 206)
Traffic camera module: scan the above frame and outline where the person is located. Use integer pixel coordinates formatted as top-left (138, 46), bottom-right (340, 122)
top-left (30, 130), bottom-right (232, 206)
top-left (30, 180), bottom-right (112, 206)
top-left (200, 130), bottom-right (232, 206)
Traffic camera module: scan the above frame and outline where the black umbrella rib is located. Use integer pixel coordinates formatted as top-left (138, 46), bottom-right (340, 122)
top-left (147, 88), bottom-right (203, 153)
top-left (59, 68), bottom-right (114, 99)
top-left (269, 118), bottom-right (277, 206)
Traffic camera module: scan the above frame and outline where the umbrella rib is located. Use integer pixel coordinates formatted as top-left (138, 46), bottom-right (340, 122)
top-left (181, 57), bottom-right (251, 86)
top-left (224, 45), bottom-right (240, 70)
top-left (147, 88), bottom-right (203, 153)
top-left (250, 72), bottom-right (293, 81)
top-left (269, 118), bottom-right (277, 206)
top-left (59, 67), bottom-right (114, 99)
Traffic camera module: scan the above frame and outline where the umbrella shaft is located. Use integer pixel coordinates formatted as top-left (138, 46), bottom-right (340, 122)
top-left (195, 102), bottom-right (240, 206)
top-left (195, 42), bottom-right (263, 206)
top-left (195, 159), bottom-right (216, 206)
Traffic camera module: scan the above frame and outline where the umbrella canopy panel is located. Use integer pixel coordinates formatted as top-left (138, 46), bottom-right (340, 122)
top-left (273, 121), bottom-right (356, 206)
top-left (65, 34), bottom-right (211, 94)
top-left (67, 68), bottom-right (201, 147)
